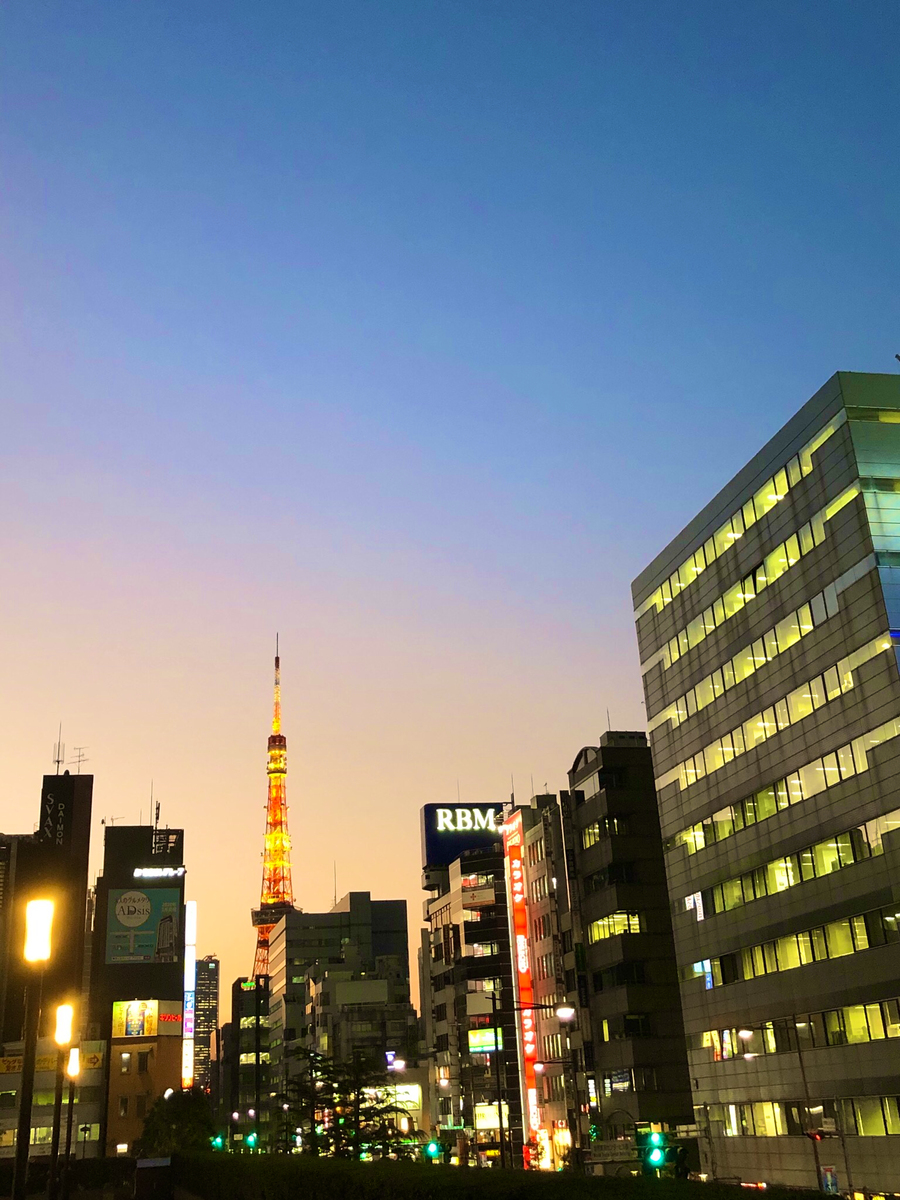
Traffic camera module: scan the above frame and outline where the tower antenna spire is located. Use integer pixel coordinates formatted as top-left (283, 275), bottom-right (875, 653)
top-left (251, 639), bottom-right (295, 975)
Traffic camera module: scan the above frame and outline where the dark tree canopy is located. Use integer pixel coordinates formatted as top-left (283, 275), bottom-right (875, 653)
top-left (136, 1088), bottom-right (216, 1158)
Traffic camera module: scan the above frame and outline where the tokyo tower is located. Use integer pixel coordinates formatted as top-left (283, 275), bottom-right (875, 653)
top-left (251, 641), bottom-right (295, 976)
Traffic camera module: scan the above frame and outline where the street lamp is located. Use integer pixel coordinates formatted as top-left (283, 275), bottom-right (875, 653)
top-left (49, 1003), bottom-right (75, 1200)
top-left (13, 898), bottom-right (54, 1200)
top-left (60, 1048), bottom-right (80, 1200)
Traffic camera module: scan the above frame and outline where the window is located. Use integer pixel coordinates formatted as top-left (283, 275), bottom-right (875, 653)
top-left (623, 1014), bottom-right (651, 1038)
top-left (635, 417), bottom-right (842, 621)
top-left (587, 912), bottom-right (642, 942)
top-left (662, 635), bottom-right (888, 794)
top-left (696, 904), bottom-right (892, 990)
top-left (671, 714), bottom-right (900, 856)
top-left (118, 1097), bottom-right (128, 1117)
top-left (120, 1053), bottom-right (131, 1075)
top-left (137, 1052), bottom-right (150, 1074)
top-left (690, 812), bottom-right (887, 921)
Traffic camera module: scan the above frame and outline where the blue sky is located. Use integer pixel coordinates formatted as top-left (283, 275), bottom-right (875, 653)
top-left (1, 0), bottom-right (898, 983)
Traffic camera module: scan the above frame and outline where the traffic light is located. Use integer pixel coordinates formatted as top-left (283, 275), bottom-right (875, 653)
top-left (635, 1128), bottom-right (670, 1176)
top-left (245, 1131), bottom-right (258, 1149)
top-left (423, 1140), bottom-right (442, 1161)
top-left (210, 1134), bottom-right (224, 1151)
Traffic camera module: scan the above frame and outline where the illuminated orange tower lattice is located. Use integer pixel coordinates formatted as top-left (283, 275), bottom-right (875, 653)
top-left (251, 642), bottom-right (295, 976)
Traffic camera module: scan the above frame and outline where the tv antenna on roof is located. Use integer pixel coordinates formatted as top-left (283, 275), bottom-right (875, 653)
top-left (53, 724), bottom-right (64, 775)
top-left (70, 747), bottom-right (89, 774)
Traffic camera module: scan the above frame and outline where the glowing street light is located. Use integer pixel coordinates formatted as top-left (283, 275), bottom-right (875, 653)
top-left (24, 899), bottom-right (54, 963)
top-left (14, 898), bottom-right (55, 1200)
top-left (60, 1049), bottom-right (81, 1200)
top-left (55, 1005), bottom-right (74, 1047)
top-left (50, 1004), bottom-right (76, 1200)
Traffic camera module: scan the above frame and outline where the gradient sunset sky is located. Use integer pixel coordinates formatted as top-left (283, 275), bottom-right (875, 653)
top-left (2, 1), bottom-right (899, 997)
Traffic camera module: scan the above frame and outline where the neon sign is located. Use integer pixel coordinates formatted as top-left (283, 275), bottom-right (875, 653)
top-left (503, 811), bottom-right (541, 1142)
top-left (435, 808), bottom-right (497, 832)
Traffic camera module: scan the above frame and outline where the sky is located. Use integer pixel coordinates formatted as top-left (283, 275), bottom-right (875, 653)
top-left (1, 0), bottom-right (899, 1001)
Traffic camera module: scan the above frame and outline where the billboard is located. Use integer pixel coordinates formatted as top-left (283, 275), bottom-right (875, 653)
top-left (420, 803), bottom-right (504, 868)
top-left (106, 888), bottom-right (181, 964)
top-left (111, 1000), bottom-right (159, 1038)
top-left (468, 1028), bottom-right (504, 1053)
top-left (503, 811), bottom-right (541, 1138)
top-left (158, 1001), bottom-right (183, 1036)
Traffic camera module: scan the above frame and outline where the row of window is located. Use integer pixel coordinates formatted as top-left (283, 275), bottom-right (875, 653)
top-left (602, 1066), bottom-right (658, 1095)
top-left (683, 807), bottom-right (900, 921)
top-left (542, 1033), bottom-right (563, 1061)
top-left (659, 484), bottom-right (858, 673)
top-left (584, 862), bottom-right (635, 892)
top-left (661, 632), bottom-right (889, 794)
top-left (574, 769), bottom-right (625, 800)
top-left (636, 417), bottom-right (841, 619)
top-left (649, 587), bottom-right (835, 734)
top-left (0, 1125), bottom-right (101, 1148)
top-left (582, 816), bottom-right (625, 849)
top-left (533, 913), bottom-right (552, 941)
top-left (587, 911), bottom-right (642, 943)
top-left (689, 902), bottom-right (900, 991)
top-left (697, 996), bottom-right (900, 1063)
top-left (535, 952), bottom-right (556, 981)
top-left (526, 839), bottom-right (545, 866)
top-left (671, 713), bottom-right (900, 856)
top-left (714, 1097), bottom-right (900, 1139)
top-left (592, 960), bottom-right (645, 991)
top-left (530, 875), bottom-right (549, 903)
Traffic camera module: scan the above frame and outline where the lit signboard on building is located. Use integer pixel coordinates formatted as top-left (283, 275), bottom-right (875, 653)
top-left (467, 1028), bottom-right (504, 1053)
top-left (106, 888), bottom-right (181, 964)
top-left (420, 804), bottom-right (504, 868)
top-left (474, 1102), bottom-right (510, 1130)
top-left (111, 1000), bottom-right (159, 1039)
top-left (503, 810), bottom-right (541, 1139)
top-left (182, 900), bottom-right (197, 1088)
top-left (133, 866), bottom-right (185, 879)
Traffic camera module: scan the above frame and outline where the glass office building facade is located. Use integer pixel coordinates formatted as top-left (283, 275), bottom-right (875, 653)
top-left (633, 372), bottom-right (900, 1190)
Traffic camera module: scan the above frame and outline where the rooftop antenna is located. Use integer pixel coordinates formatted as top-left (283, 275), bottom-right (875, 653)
top-left (69, 747), bottom-right (89, 774)
top-left (607, 708), bottom-right (611, 732)
top-left (53, 724), bottom-right (65, 775)
top-left (333, 861), bottom-right (337, 908)
top-left (510, 773), bottom-right (515, 804)
top-left (456, 779), bottom-right (461, 802)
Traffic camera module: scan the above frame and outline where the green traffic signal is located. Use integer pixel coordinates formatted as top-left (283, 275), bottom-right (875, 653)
top-left (211, 1135), bottom-right (224, 1150)
top-left (424, 1141), bottom-right (441, 1159)
top-left (246, 1132), bottom-right (258, 1148)
top-left (649, 1131), bottom-right (664, 1147)
top-left (648, 1147), bottom-right (665, 1165)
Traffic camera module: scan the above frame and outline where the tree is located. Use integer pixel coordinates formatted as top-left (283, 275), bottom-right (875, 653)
top-left (135, 1088), bottom-right (216, 1157)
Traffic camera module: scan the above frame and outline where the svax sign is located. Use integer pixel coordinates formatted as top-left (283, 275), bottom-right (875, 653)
top-left (421, 803), bottom-right (504, 868)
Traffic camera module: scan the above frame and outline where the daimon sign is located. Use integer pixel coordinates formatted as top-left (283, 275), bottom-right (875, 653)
top-left (502, 812), bottom-right (541, 1142)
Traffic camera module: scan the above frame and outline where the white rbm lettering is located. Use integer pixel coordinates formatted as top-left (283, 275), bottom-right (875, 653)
top-left (436, 808), bottom-right (498, 833)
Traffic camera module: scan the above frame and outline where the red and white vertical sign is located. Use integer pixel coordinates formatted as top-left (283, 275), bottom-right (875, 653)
top-left (503, 812), bottom-right (540, 1141)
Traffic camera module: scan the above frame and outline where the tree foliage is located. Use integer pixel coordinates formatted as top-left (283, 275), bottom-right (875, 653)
top-left (136, 1087), bottom-right (216, 1157)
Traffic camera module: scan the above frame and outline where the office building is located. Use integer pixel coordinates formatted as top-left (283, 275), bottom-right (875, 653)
top-left (633, 371), bottom-right (900, 1190)
top-left (194, 956), bottom-right (219, 1091)
top-left (0, 1037), bottom-right (106, 1159)
top-left (268, 893), bottom-right (416, 1079)
top-left (87, 823), bottom-right (187, 1154)
top-left (563, 736), bottom-right (693, 1146)
top-left (225, 975), bottom-right (269, 1149)
top-left (0, 774), bottom-right (93, 1042)
top-left (419, 803), bottom-right (523, 1166)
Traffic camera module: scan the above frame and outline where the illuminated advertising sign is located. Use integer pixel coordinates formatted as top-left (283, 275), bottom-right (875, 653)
top-left (112, 1000), bottom-right (159, 1039)
top-left (182, 900), bottom-right (197, 1088)
top-left (503, 811), bottom-right (541, 1140)
top-left (467, 1028), bottom-right (504, 1053)
top-left (106, 888), bottom-right (181, 964)
top-left (133, 866), bottom-right (185, 879)
top-left (420, 803), bottom-right (504, 868)
top-left (474, 1102), bottom-right (510, 1130)
top-left (158, 1001), bottom-right (183, 1037)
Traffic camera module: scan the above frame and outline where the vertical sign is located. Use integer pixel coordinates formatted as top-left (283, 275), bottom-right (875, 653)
top-left (182, 900), bottom-right (197, 1088)
top-left (502, 812), bottom-right (541, 1147)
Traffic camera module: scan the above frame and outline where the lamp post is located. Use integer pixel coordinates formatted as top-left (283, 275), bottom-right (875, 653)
top-left (60, 1048), bottom-right (80, 1200)
top-left (13, 899), bottom-right (54, 1200)
top-left (48, 1004), bottom-right (74, 1200)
